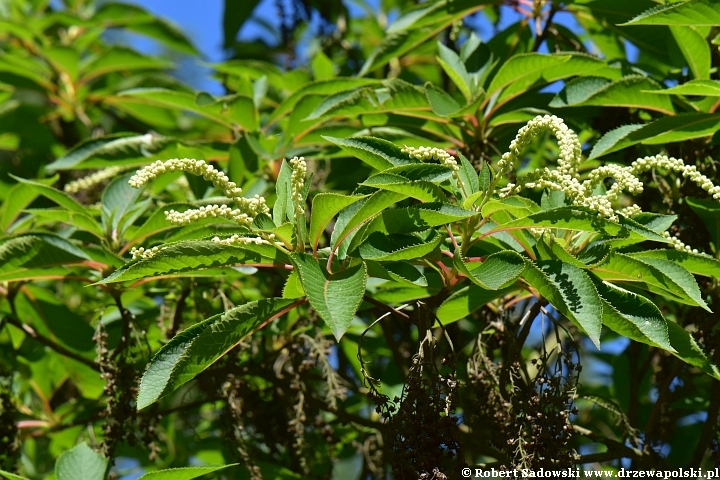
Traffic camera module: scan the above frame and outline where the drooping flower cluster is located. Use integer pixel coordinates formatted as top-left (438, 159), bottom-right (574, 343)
top-left (401, 145), bottom-right (459, 172)
top-left (64, 165), bottom-right (130, 193)
top-left (165, 202), bottom-right (265, 227)
top-left (211, 233), bottom-right (281, 247)
top-left (401, 145), bottom-right (467, 194)
top-left (128, 158), bottom-right (269, 228)
top-left (130, 246), bottom-right (161, 260)
top-left (498, 115), bottom-right (720, 254)
top-left (289, 156), bottom-right (307, 215)
top-left (497, 115), bottom-right (581, 177)
top-left (129, 158), bottom-right (243, 198)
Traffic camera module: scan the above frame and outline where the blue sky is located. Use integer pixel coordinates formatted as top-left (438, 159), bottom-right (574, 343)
top-left (116, 0), bottom-right (598, 95)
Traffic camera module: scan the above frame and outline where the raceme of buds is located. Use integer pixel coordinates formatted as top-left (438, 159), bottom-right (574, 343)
top-left (499, 116), bottom-right (720, 227)
top-left (128, 158), bottom-right (269, 228)
top-left (129, 158), bottom-right (244, 199)
top-left (289, 156), bottom-right (307, 215)
top-left (401, 145), bottom-right (467, 193)
top-left (164, 202), bottom-right (266, 227)
top-left (497, 115), bottom-right (581, 177)
top-left (64, 166), bottom-right (130, 193)
top-left (130, 246), bottom-right (161, 260)
top-left (211, 233), bottom-right (282, 247)
top-left (401, 145), bottom-right (459, 172)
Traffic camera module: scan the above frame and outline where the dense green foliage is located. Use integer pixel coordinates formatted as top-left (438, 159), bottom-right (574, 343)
top-left (1, 0), bottom-right (720, 478)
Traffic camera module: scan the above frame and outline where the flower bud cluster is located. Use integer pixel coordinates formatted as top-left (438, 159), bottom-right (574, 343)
top-left (211, 233), bottom-right (280, 247)
top-left (498, 117), bottom-right (720, 228)
top-left (165, 203), bottom-right (265, 227)
top-left (289, 156), bottom-right (307, 215)
top-left (497, 115), bottom-right (581, 176)
top-left (129, 158), bottom-right (243, 199)
top-left (64, 166), bottom-right (129, 193)
top-left (401, 145), bottom-right (459, 172)
top-left (662, 231), bottom-right (700, 255)
top-left (630, 155), bottom-right (720, 199)
top-left (130, 246), bottom-right (161, 260)
top-left (619, 205), bottom-right (642, 217)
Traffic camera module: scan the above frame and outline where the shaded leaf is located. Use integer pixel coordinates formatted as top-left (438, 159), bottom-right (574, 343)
top-left (523, 260), bottom-right (603, 347)
top-left (137, 298), bottom-right (299, 409)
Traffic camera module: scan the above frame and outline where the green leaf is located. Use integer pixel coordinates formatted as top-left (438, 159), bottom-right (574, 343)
top-left (456, 154), bottom-right (480, 196)
top-left (266, 78), bottom-right (379, 127)
top-left (436, 284), bottom-right (511, 324)
top-left (629, 213), bottom-right (678, 234)
top-left (45, 133), bottom-right (164, 172)
top-left (436, 42), bottom-right (472, 101)
top-left (359, 0), bottom-right (483, 76)
top-left (549, 76), bottom-right (674, 115)
top-left (481, 196), bottom-right (540, 220)
top-left (648, 79), bottom-right (720, 96)
top-left (495, 53), bottom-right (612, 107)
top-left (56, 443), bottom-right (108, 480)
top-left (80, 46), bottom-right (172, 82)
top-left (455, 250), bottom-right (526, 290)
top-left (670, 26), bottom-right (710, 80)
top-left (364, 203), bottom-right (476, 235)
top-left (332, 190), bottom-right (408, 252)
top-left (590, 113), bottom-right (720, 159)
top-left (0, 176), bottom-right (57, 232)
top-left (290, 253), bottom-right (367, 341)
top-left (101, 173), bottom-right (144, 236)
top-left (324, 136), bottom-right (416, 170)
top-left (0, 470), bottom-right (29, 480)
top-left (95, 3), bottom-right (198, 54)
top-left (382, 164), bottom-right (454, 183)
top-left (665, 321), bottom-right (720, 380)
top-left (367, 260), bottom-right (428, 287)
top-left (0, 234), bottom-right (89, 282)
top-left (523, 260), bottom-right (603, 347)
top-left (356, 230), bottom-right (442, 261)
top-left (139, 464), bottom-right (238, 480)
top-left (10, 176), bottom-right (94, 217)
top-left (362, 176), bottom-right (446, 202)
top-left (99, 241), bottom-right (288, 284)
top-left (630, 250), bottom-right (720, 278)
top-left (621, 0), bottom-right (720, 26)
top-left (24, 208), bottom-right (104, 238)
top-left (309, 193), bottom-right (365, 251)
top-left (591, 253), bottom-right (709, 310)
top-left (478, 161), bottom-right (492, 192)
top-left (311, 51), bottom-right (336, 81)
top-left (686, 196), bottom-right (720, 248)
top-left (273, 160), bottom-right (293, 227)
top-left (425, 83), bottom-right (462, 116)
top-left (137, 298), bottom-right (299, 409)
top-left (590, 275), bottom-right (673, 351)
top-left (486, 53), bottom-right (571, 97)
top-left (115, 89), bottom-right (257, 131)
top-left (489, 206), bottom-right (625, 237)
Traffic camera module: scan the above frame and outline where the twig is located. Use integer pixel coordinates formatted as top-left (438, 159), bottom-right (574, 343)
top-left (2, 314), bottom-right (99, 370)
top-left (363, 296), bottom-right (411, 322)
top-left (532, 4), bottom-right (559, 52)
